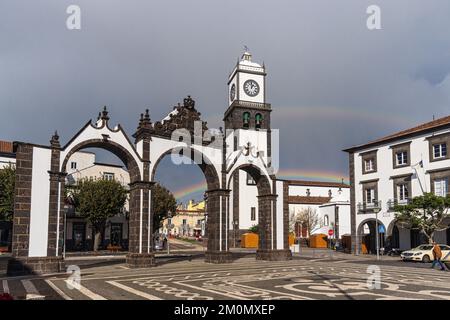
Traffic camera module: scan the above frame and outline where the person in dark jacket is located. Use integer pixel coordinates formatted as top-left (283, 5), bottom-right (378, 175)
top-left (431, 241), bottom-right (446, 271)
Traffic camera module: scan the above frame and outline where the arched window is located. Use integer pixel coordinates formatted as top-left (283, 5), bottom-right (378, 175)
top-left (243, 112), bottom-right (250, 128)
top-left (255, 113), bottom-right (263, 129)
top-left (324, 215), bottom-right (329, 226)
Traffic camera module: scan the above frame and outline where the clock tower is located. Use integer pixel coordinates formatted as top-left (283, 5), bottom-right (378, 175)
top-left (224, 50), bottom-right (271, 131)
top-left (224, 50), bottom-right (272, 161)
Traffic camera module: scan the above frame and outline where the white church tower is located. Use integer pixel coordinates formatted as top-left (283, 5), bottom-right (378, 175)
top-left (224, 49), bottom-right (274, 245)
top-left (224, 49), bottom-right (272, 164)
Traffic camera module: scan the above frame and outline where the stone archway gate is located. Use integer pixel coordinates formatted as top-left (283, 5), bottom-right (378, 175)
top-left (8, 96), bottom-right (291, 276)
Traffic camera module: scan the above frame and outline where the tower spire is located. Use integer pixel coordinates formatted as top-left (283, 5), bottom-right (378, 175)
top-left (241, 46), bottom-right (252, 61)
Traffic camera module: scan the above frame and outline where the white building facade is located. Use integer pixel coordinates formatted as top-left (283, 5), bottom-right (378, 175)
top-left (345, 116), bottom-right (450, 254)
top-left (230, 173), bottom-right (351, 247)
top-left (65, 151), bottom-right (130, 251)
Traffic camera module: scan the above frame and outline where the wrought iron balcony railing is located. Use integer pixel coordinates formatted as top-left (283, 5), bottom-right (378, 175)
top-left (357, 200), bottom-right (382, 214)
top-left (387, 198), bottom-right (411, 211)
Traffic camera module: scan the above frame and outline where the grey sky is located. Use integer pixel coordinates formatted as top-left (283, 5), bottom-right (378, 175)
top-left (2, 1), bottom-right (450, 202)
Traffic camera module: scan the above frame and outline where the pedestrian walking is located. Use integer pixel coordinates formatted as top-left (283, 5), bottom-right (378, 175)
top-left (431, 241), bottom-right (446, 271)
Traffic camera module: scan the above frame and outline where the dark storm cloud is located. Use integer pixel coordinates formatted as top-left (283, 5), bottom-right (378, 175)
top-left (2, 0), bottom-right (450, 200)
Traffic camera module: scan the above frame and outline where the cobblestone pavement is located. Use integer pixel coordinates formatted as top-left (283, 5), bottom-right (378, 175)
top-left (1, 252), bottom-right (450, 300)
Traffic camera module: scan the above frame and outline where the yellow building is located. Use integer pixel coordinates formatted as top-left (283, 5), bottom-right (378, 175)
top-left (162, 200), bottom-right (206, 237)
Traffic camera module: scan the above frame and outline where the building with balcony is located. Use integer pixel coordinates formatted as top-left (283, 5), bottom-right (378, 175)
top-left (344, 116), bottom-right (450, 254)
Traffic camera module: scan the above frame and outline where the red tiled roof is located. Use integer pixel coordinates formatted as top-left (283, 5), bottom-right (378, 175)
top-left (343, 115), bottom-right (450, 152)
top-left (0, 141), bottom-right (13, 154)
top-left (288, 196), bottom-right (332, 205)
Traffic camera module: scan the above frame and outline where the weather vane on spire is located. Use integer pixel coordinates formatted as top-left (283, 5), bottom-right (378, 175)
top-left (244, 45), bottom-right (249, 52)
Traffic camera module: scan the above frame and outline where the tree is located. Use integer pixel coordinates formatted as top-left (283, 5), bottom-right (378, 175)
top-left (294, 207), bottom-right (319, 237)
top-left (68, 178), bottom-right (127, 251)
top-left (0, 165), bottom-right (15, 222)
top-left (395, 193), bottom-right (450, 243)
top-left (248, 224), bottom-right (259, 234)
top-left (152, 183), bottom-right (177, 234)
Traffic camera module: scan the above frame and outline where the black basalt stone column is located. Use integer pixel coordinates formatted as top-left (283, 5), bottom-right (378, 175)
top-left (126, 181), bottom-right (155, 268)
top-left (204, 189), bottom-right (233, 263)
top-left (256, 193), bottom-right (292, 261)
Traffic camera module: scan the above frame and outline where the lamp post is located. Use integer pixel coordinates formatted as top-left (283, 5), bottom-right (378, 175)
top-left (167, 210), bottom-right (172, 255)
top-left (63, 204), bottom-right (69, 259)
top-left (373, 202), bottom-right (381, 261)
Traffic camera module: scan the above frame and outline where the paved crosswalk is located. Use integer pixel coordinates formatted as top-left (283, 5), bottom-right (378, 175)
top-left (1, 278), bottom-right (50, 300)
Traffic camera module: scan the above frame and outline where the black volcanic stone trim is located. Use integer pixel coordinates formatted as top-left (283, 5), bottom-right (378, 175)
top-left (204, 251), bottom-right (233, 264)
top-left (256, 249), bottom-right (292, 261)
top-left (7, 256), bottom-right (65, 276)
top-left (126, 253), bottom-right (155, 268)
top-left (11, 143), bottom-right (33, 258)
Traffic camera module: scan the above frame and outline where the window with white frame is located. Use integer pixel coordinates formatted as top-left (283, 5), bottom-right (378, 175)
top-left (396, 151), bottom-right (408, 166)
top-left (103, 172), bottom-right (115, 181)
top-left (433, 143), bottom-right (447, 159)
top-left (323, 215), bottom-right (329, 226)
top-left (397, 183), bottom-right (409, 202)
top-left (434, 178), bottom-right (448, 197)
top-left (365, 188), bottom-right (375, 204)
top-left (364, 159), bottom-right (375, 172)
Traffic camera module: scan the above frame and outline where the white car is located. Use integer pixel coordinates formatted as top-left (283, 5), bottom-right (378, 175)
top-left (400, 244), bottom-right (450, 263)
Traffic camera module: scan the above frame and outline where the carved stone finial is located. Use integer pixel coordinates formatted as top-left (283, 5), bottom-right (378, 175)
top-left (50, 130), bottom-right (60, 147)
top-left (144, 109), bottom-right (150, 121)
top-left (183, 95), bottom-right (195, 109)
top-left (101, 106), bottom-right (109, 121)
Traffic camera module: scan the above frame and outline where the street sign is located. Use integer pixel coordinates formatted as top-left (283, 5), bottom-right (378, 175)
top-left (328, 229), bottom-right (334, 236)
top-left (378, 225), bottom-right (385, 233)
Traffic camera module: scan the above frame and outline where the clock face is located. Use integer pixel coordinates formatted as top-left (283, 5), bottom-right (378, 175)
top-left (243, 80), bottom-right (260, 97)
top-left (230, 84), bottom-right (236, 101)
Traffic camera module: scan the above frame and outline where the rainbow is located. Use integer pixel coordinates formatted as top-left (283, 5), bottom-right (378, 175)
top-left (174, 104), bottom-right (406, 201)
top-left (276, 168), bottom-right (349, 184)
top-left (172, 168), bottom-right (349, 201)
top-left (172, 180), bottom-right (207, 201)
top-left (204, 105), bottom-right (414, 129)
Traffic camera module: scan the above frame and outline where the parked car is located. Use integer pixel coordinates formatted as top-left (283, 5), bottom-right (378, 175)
top-left (400, 244), bottom-right (450, 263)
top-left (386, 248), bottom-right (403, 256)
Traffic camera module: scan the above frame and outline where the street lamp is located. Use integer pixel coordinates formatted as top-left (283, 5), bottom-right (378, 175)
top-left (167, 210), bottom-right (172, 255)
top-left (373, 201), bottom-right (381, 261)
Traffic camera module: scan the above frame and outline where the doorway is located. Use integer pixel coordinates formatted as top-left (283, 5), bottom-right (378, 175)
top-left (110, 223), bottom-right (123, 247)
top-left (72, 222), bottom-right (86, 251)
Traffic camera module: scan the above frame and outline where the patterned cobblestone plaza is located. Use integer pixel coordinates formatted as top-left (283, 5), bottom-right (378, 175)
top-left (1, 250), bottom-right (450, 300)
